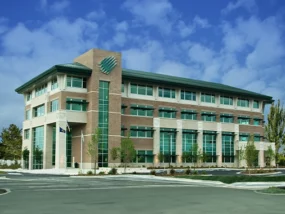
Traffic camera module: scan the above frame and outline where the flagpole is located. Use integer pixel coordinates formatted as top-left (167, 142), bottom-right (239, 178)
top-left (81, 130), bottom-right (83, 171)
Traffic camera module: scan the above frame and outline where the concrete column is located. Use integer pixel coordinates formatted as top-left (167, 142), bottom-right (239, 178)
top-left (176, 120), bottom-right (182, 164)
top-left (153, 118), bottom-right (160, 166)
top-left (197, 121), bottom-right (203, 166)
top-left (197, 92), bottom-right (201, 105)
top-left (43, 125), bottom-right (53, 169)
top-left (259, 142), bottom-right (264, 168)
top-left (28, 129), bottom-right (33, 170)
top-left (55, 120), bottom-right (67, 169)
top-left (216, 132), bottom-right (222, 167)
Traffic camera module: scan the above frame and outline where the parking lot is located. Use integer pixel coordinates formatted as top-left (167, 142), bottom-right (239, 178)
top-left (0, 173), bottom-right (284, 214)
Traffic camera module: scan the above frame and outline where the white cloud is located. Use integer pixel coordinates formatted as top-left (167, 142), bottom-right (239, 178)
top-left (0, 17), bottom-right (99, 130)
top-left (86, 9), bottom-right (106, 20)
top-left (116, 21), bottom-right (128, 31)
top-left (177, 16), bottom-right (210, 38)
top-left (222, 0), bottom-right (257, 14)
top-left (50, 0), bottom-right (70, 12)
top-left (112, 32), bottom-right (126, 47)
top-left (193, 16), bottom-right (210, 28)
top-left (122, 0), bottom-right (177, 33)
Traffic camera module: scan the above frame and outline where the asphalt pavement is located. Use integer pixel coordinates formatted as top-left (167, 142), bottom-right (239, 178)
top-left (0, 174), bottom-right (284, 214)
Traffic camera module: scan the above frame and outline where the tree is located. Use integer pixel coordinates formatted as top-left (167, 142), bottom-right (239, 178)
top-left (110, 147), bottom-right (120, 168)
top-left (87, 128), bottom-right (101, 174)
top-left (111, 134), bottom-right (136, 173)
top-left (265, 99), bottom-right (285, 161)
top-left (265, 145), bottom-right (275, 169)
top-left (0, 124), bottom-right (22, 160)
top-left (244, 135), bottom-right (259, 174)
top-left (237, 146), bottom-right (245, 168)
top-left (22, 147), bottom-right (30, 169)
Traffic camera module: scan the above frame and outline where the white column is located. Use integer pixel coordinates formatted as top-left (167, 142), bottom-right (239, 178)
top-left (176, 120), bottom-right (182, 164)
top-left (259, 142), bottom-right (264, 168)
top-left (28, 128), bottom-right (33, 170)
top-left (216, 132), bottom-right (222, 167)
top-left (153, 118), bottom-right (160, 165)
top-left (55, 120), bottom-right (67, 169)
top-left (43, 125), bottom-right (53, 169)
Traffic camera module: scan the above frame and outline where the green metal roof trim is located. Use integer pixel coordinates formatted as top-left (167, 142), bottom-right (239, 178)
top-left (130, 104), bottom-right (154, 110)
top-left (181, 109), bottom-right (197, 114)
top-left (122, 68), bottom-right (273, 102)
top-left (15, 62), bottom-right (92, 93)
top-left (203, 130), bottom-right (217, 135)
top-left (220, 113), bottom-right (234, 117)
top-left (130, 126), bottom-right (153, 131)
top-left (160, 128), bottom-right (177, 133)
top-left (182, 129), bottom-right (198, 134)
top-left (238, 115), bottom-right (250, 119)
top-left (222, 132), bottom-right (235, 136)
top-left (201, 111), bottom-right (216, 115)
top-left (159, 107), bottom-right (177, 112)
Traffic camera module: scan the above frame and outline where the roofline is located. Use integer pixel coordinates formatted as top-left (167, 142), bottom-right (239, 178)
top-left (122, 68), bottom-right (273, 102)
top-left (15, 64), bottom-right (92, 94)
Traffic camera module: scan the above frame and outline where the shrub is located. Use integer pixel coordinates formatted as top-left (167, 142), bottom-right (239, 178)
top-left (185, 169), bottom-right (191, 175)
top-left (132, 171), bottom-right (137, 174)
top-left (99, 171), bottom-right (105, 175)
top-left (170, 168), bottom-right (175, 175)
top-left (108, 168), bottom-right (117, 175)
top-left (87, 170), bottom-right (93, 175)
top-left (150, 170), bottom-right (156, 175)
top-left (192, 170), bottom-right (198, 175)
top-left (278, 156), bottom-right (285, 166)
top-left (201, 171), bottom-right (207, 175)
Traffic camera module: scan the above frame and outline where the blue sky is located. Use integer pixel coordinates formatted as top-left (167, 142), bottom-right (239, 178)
top-left (0, 0), bottom-right (285, 130)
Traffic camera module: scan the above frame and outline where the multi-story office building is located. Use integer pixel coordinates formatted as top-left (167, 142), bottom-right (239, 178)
top-left (16, 48), bottom-right (275, 170)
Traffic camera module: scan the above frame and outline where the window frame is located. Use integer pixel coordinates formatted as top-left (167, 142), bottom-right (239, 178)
top-left (66, 76), bottom-right (87, 88)
top-left (201, 93), bottom-right (215, 104)
top-left (220, 96), bottom-right (233, 105)
top-left (180, 90), bottom-right (196, 101)
top-left (158, 87), bottom-right (176, 99)
top-left (237, 98), bottom-right (249, 107)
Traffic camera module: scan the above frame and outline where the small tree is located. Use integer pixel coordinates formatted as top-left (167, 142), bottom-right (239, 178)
top-left (245, 135), bottom-right (258, 174)
top-left (87, 128), bottom-right (101, 175)
top-left (237, 146), bottom-right (245, 168)
top-left (158, 153), bottom-right (164, 164)
top-left (110, 147), bottom-right (120, 168)
top-left (22, 147), bottom-right (30, 169)
top-left (265, 145), bottom-right (275, 169)
top-left (111, 134), bottom-right (136, 173)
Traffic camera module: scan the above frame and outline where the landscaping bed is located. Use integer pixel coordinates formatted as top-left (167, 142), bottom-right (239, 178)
top-left (256, 187), bottom-right (285, 194)
top-left (175, 175), bottom-right (285, 184)
top-left (240, 169), bottom-right (277, 175)
top-left (0, 171), bottom-right (6, 174)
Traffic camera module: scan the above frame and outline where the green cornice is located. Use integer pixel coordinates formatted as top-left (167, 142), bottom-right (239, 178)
top-left (15, 63), bottom-right (92, 94)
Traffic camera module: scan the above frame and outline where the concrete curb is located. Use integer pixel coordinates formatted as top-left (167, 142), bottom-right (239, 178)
top-left (0, 188), bottom-right (11, 196)
top-left (236, 171), bottom-right (282, 176)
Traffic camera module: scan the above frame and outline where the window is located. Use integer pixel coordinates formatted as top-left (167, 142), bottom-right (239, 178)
top-left (66, 76), bottom-right (87, 88)
top-left (220, 96), bottom-right (233, 105)
top-left (25, 109), bottom-right (31, 120)
top-left (237, 98), bottom-right (249, 107)
top-left (181, 112), bottom-right (197, 120)
top-left (66, 98), bottom-right (87, 111)
top-left (220, 114), bottom-right (233, 123)
top-left (50, 99), bottom-right (59, 112)
top-left (32, 126), bottom-right (44, 169)
top-left (182, 131), bottom-right (197, 163)
top-left (130, 126), bottom-right (153, 138)
top-left (239, 133), bottom-right (249, 141)
top-left (26, 92), bottom-right (32, 101)
top-left (51, 78), bottom-right (58, 90)
top-left (253, 100), bottom-right (259, 109)
top-left (238, 116), bottom-right (250, 125)
top-left (253, 118), bottom-right (261, 126)
top-left (201, 93), bottom-right (215, 103)
top-left (34, 105), bottom-right (45, 117)
top-left (158, 87), bottom-right (175, 98)
top-left (181, 90), bottom-right (196, 101)
top-left (134, 150), bottom-right (153, 163)
top-left (222, 134), bottom-right (234, 163)
top-left (203, 133), bottom-right (216, 163)
top-left (121, 83), bottom-right (124, 93)
top-left (254, 134), bottom-right (261, 142)
top-left (35, 84), bottom-right (47, 97)
top-left (201, 112), bottom-right (216, 122)
top-left (130, 84), bottom-right (153, 96)
top-left (160, 130), bottom-right (176, 163)
top-left (24, 129), bottom-right (30, 139)
top-left (159, 108), bottom-right (176, 118)
top-left (130, 105), bottom-right (153, 117)
top-left (121, 107), bottom-right (125, 115)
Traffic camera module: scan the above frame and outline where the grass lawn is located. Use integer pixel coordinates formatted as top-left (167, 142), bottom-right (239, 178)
top-left (175, 175), bottom-right (285, 184)
top-left (0, 171), bottom-right (6, 174)
top-left (256, 187), bottom-right (285, 194)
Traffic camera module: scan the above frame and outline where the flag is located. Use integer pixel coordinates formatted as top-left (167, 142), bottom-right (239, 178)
top-left (59, 127), bottom-right (66, 133)
top-left (66, 120), bottom-right (70, 132)
top-left (81, 131), bottom-right (84, 143)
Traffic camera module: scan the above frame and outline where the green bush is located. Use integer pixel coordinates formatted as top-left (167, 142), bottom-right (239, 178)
top-left (185, 169), bottom-right (191, 175)
top-left (192, 170), bottom-right (198, 175)
top-left (150, 170), bottom-right (156, 175)
top-left (108, 168), bottom-right (117, 175)
top-left (170, 168), bottom-right (175, 175)
top-left (175, 175), bottom-right (285, 184)
top-left (0, 163), bottom-right (21, 169)
top-left (87, 170), bottom-right (93, 175)
top-left (99, 171), bottom-right (105, 175)
top-left (278, 156), bottom-right (285, 166)
top-left (132, 171), bottom-right (137, 174)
